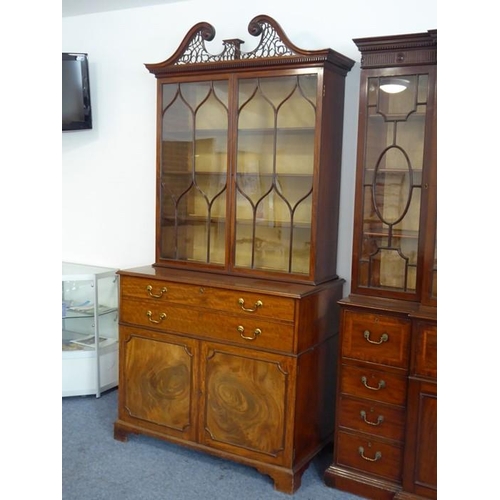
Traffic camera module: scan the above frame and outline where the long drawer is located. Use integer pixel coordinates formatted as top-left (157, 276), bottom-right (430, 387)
top-left (120, 275), bottom-right (296, 322)
top-left (120, 297), bottom-right (295, 352)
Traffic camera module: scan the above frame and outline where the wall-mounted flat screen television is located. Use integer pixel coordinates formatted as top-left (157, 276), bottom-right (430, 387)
top-left (62, 52), bottom-right (92, 131)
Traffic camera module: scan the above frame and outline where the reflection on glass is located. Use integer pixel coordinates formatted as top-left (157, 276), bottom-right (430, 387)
top-left (235, 74), bottom-right (316, 274)
top-left (359, 74), bottom-right (429, 292)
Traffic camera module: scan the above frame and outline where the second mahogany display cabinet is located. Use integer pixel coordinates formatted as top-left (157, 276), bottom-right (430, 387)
top-left (324, 31), bottom-right (437, 499)
top-left (114, 15), bottom-right (354, 494)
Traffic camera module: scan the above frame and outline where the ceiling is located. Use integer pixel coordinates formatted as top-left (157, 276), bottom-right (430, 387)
top-left (62, 0), bottom-right (184, 17)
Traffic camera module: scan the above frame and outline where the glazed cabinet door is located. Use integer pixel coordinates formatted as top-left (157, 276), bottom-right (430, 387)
top-left (233, 72), bottom-right (317, 278)
top-left (158, 78), bottom-right (230, 268)
top-left (117, 325), bottom-right (199, 442)
top-left (351, 65), bottom-right (437, 301)
top-left (198, 341), bottom-right (296, 466)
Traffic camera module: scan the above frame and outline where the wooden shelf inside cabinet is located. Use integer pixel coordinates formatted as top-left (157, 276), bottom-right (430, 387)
top-left (238, 126), bottom-right (316, 134)
top-left (362, 225), bottom-right (419, 240)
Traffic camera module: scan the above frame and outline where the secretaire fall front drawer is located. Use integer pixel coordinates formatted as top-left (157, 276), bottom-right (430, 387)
top-left (120, 276), bottom-right (295, 322)
top-left (341, 309), bottom-right (411, 369)
top-left (120, 297), bottom-right (295, 352)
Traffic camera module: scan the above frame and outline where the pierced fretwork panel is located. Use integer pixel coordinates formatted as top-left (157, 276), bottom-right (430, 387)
top-left (172, 16), bottom-right (297, 67)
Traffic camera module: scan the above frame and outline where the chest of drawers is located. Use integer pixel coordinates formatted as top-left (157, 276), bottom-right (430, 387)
top-left (336, 306), bottom-right (410, 498)
top-left (325, 298), bottom-right (437, 500)
top-left (114, 266), bottom-right (344, 494)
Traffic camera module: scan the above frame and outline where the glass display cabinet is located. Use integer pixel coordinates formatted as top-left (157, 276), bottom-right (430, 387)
top-left (324, 31), bottom-right (437, 500)
top-left (62, 262), bottom-right (119, 398)
top-left (114, 16), bottom-right (354, 494)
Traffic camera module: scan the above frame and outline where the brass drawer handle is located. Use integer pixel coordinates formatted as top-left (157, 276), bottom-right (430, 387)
top-left (146, 311), bottom-right (167, 324)
top-left (358, 446), bottom-right (382, 462)
top-left (237, 325), bottom-right (262, 340)
top-left (238, 298), bottom-right (263, 313)
top-left (146, 285), bottom-right (167, 298)
top-left (363, 330), bottom-right (389, 344)
top-left (361, 376), bottom-right (386, 391)
top-left (360, 411), bottom-right (384, 426)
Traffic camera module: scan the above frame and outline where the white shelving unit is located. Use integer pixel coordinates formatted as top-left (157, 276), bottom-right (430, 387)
top-left (62, 262), bottom-right (119, 397)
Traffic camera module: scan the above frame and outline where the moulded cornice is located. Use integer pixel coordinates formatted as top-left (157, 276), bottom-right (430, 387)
top-left (353, 30), bottom-right (437, 68)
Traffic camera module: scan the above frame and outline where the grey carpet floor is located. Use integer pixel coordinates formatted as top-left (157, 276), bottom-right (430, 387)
top-left (62, 388), bottom-right (366, 500)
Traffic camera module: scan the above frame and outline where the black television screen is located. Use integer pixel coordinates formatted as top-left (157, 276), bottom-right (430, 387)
top-left (62, 52), bottom-right (92, 131)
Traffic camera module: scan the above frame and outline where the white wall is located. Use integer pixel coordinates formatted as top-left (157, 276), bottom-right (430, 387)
top-left (62, 0), bottom-right (437, 294)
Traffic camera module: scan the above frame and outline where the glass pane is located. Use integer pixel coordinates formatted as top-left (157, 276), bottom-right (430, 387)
top-left (160, 81), bottom-right (228, 264)
top-left (359, 74), bottom-right (428, 292)
top-left (235, 74), bottom-right (317, 274)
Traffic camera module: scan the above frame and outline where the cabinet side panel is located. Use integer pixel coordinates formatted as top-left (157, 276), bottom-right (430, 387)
top-left (296, 279), bottom-right (343, 353)
top-left (314, 68), bottom-right (347, 282)
top-left (294, 334), bottom-right (337, 462)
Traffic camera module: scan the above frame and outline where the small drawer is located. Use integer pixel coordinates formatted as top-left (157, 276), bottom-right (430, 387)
top-left (341, 310), bottom-right (411, 369)
top-left (337, 394), bottom-right (406, 442)
top-left (413, 321), bottom-right (437, 379)
top-left (335, 430), bottom-right (403, 482)
top-left (120, 298), bottom-right (295, 352)
top-left (120, 276), bottom-right (295, 322)
top-left (340, 364), bottom-right (407, 406)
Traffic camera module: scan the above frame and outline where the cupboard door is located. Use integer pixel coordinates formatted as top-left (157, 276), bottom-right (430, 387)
top-left (118, 326), bottom-right (199, 441)
top-left (199, 341), bottom-right (295, 465)
top-left (402, 379), bottom-right (437, 498)
top-left (158, 79), bottom-right (229, 266)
